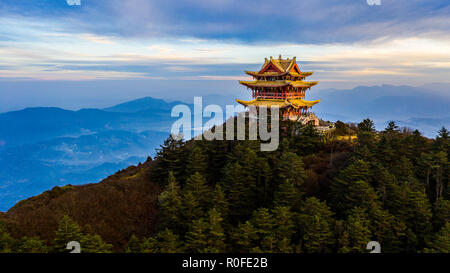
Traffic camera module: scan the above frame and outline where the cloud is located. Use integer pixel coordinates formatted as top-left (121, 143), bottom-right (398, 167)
top-left (80, 34), bottom-right (114, 44)
top-left (1, 0), bottom-right (449, 43)
top-left (0, 0), bottom-right (449, 90)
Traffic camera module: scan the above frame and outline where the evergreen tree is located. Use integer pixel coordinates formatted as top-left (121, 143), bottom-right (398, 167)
top-left (433, 199), bottom-right (450, 230)
top-left (221, 161), bottom-right (256, 220)
top-left (392, 156), bottom-right (423, 191)
top-left (185, 172), bottom-right (211, 208)
top-left (330, 160), bottom-right (380, 216)
top-left (0, 231), bottom-right (16, 253)
top-left (358, 119), bottom-right (375, 132)
top-left (125, 234), bottom-right (141, 253)
top-left (53, 215), bottom-right (83, 253)
top-left (385, 121), bottom-right (399, 133)
top-left (369, 208), bottom-right (406, 253)
top-left (186, 146), bottom-right (208, 177)
top-left (205, 208), bottom-right (226, 253)
top-left (185, 209), bottom-right (226, 253)
top-left (16, 237), bottom-right (47, 253)
top-left (298, 197), bottom-right (335, 253)
top-left (385, 184), bottom-right (432, 250)
top-left (250, 208), bottom-right (275, 252)
top-left (277, 151), bottom-right (307, 187)
top-left (151, 134), bottom-right (186, 183)
top-left (182, 190), bottom-right (202, 225)
top-left (434, 127), bottom-right (449, 152)
top-left (232, 221), bottom-right (258, 253)
top-left (339, 207), bottom-right (372, 253)
top-left (80, 234), bottom-right (113, 253)
top-left (141, 229), bottom-right (184, 253)
top-left (156, 229), bottom-right (184, 253)
top-left (158, 172), bottom-right (183, 232)
top-left (274, 179), bottom-right (303, 209)
top-left (272, 206), bottom-right (295, 253)
top-left (212, 184), bottom-right (229, 219)
top-left (185, 218), bottom-right (209, 253)
top-left (424, 222), bottom-right (450, 253)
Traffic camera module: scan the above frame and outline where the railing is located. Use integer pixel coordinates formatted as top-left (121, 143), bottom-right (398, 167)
top-left (252, 90), bottom-right (305, 99)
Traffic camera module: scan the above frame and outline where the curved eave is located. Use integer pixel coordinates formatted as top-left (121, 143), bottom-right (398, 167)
top-left (236, 99), bottom-right (291, 108)
top-left (245, 70), bottom-right (314, 79)
top-left (290, 72), bottom-right (314, 78)
top-left (289, 99), bottom-right (321, 108)
top-left (289, 81), bottom-right (318, 88)
top-left (235, 98), bottom-right (320, 109)
top-left (239, 80), bottom-right (289, 88)
top-left (245, 70), bottom-right (288, 77)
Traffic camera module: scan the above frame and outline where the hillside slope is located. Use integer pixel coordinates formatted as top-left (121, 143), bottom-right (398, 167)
top-left (1, 158), bottom-right (161, 250)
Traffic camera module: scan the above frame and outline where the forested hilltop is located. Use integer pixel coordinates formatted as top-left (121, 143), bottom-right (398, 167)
top-left (0, 118), bottom-right (449, 253)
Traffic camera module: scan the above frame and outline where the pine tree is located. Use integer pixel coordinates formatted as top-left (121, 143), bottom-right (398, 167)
top-left (424, 222), bottom-right (450, 253)
top-left (185, 218), bottom-right (209, 253)
top-left (16, 237), bottom-right (47, 253)
top-left (250, 208), bottom-right (275, 252)
top-left (151, 134), bottom-right (186, 183)
top-left (392, 156), bottom-right (423, 192)
top-left (233, 221), bottom-right (258, 253)
top-left (272, 206), bottom-right (295, 253)
top-left (186, 146), bottom-right (208, 177)
top-left (125, 234), bottom-right (141, 253)
top-left (274, 179), bottom-right (303, 209)
top-left (339, 207), bottom-right (372, 253)
top-left (277, 152), bottom-right (306, 187)
top-left (212, 184), bottom-right (229, 219)
top-left (185, 209), bottom-right (226, 253)
top-left (182, 190), bottom-right (202, 225)
top-left (369, 208), bottom-right (406, 253)
top-left (158, 171), bottom-right (183, 232)
top-left (221, 161), bottom-right (255, 220)
top-left (0, 229), bottom-right (15, 253)
top-left (185, 172), bottom-right (211, 208)
top-left (385, 183), bottom-right (432, 250)
top-left (157, 229), bottom-right (184, 253)
top-left (433, 199), bottom-right (450, 230)
top-left (142, 229), bottom-right (184, 253)
top-left (53, 215), bottom-right (83, 253)
top-left (330, 160), bottom-right (380, 216)
top-left (80, 234), bottom-right (113, 253)
top-left (358, 119), bottom-right (375, 132)
top-left (385, 121), bottom-right (399, 133)
top-left (205, 208), bottom-right (226, 253)
top-left (298, 197), bottom-right (335, 253)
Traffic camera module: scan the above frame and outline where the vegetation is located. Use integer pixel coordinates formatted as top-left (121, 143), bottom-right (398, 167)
top-left (0, 118), bottom-right (448, 253)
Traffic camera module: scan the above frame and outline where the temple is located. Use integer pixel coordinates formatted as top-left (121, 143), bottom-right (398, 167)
top-left (236, 55), bottom-right (320, 125)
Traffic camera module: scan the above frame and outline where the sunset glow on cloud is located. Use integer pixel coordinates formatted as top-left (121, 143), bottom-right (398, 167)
top-left (0, 0), bottom-right (449, 109)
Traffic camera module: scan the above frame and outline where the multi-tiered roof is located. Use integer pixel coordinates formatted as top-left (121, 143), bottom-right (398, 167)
top-left (236, 55), bottom-right (320, 121)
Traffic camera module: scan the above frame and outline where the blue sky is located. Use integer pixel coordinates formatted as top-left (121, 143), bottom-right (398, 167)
top-left (0, 0), bottom-right (449, 111)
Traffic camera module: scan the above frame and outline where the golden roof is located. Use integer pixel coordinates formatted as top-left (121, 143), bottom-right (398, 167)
top-left (239, 80), bottom-right (318, 88)
top-left (289, 99), bottom-right (321, 108)
top-left (245, 70), bottom-right (314, 78)
top-left (236, 98), bottom-right (320, 108)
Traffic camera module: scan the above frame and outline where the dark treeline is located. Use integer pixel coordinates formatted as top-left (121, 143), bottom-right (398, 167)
top-left (0, 118), bottom-right (449, 253)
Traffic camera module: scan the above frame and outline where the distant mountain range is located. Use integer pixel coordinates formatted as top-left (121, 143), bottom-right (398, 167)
top-left (0, 98), bottom-right (185, 211)
top-left (0, 84), bottom-right (449, 211)
top-left (312, 84), bottom-right (450, 136)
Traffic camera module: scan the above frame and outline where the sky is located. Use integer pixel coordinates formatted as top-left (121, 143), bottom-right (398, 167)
top-left (0, 0), bottom-right (449, 112)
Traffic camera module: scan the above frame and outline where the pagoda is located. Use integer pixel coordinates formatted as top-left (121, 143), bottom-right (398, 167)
top-left (236, 55), bottom-right (320, 125)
